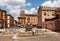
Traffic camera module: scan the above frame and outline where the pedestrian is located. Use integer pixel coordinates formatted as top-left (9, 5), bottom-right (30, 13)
top-left (32, 31), bottom-right (34, 36)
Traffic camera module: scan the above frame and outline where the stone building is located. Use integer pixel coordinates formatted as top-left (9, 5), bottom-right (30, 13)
top-left (38, 6), bottom-right (56, 27)
top-left (43, 20), bottom-right (60, 30)
top-left (55, 7), bottom-right (60, 19)
top-left (18, 10), bottom-right (26, 25)
top-left (0, 9), bottom-right (7, 29)
top-left (6, 14), bottom-right (14, 28)
top-left (38, 6), bottom-right (56, 22)
top-left (18, 10), bottom-right (38, 26)
top-left (38, 6), bottom-right (60, 30)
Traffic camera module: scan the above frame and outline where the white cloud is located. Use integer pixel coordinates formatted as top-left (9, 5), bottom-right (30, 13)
top-left (25, 8), bottom-right (37, 14)
top-left (0, 0), bottom-right (6, 6)
top-left (42, 0), bottom-right (60, 7)
top-left (0, 0), bottom-right (32, 20)
top-left (30, 8), bottom-right (37, 13)
top-left (37, 6), bottom-right (39, 10)
top-left (26, 3), bottom-right (31, 6)
top-left (9, 9), bottom-right (20, 20)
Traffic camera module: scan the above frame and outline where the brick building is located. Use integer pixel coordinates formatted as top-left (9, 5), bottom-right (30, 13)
top-left (18, 10), bottom-right (38, 26)
top-left (38, 6), bottom-right (60, 30)
top-left (43, 20), bottom-right (60, 30)
top-left (6, 14), bottom-right (14, 28)
top-left (0, 9), bottom-right (7, 29)
top-left (55, 7), bottom-right (60, 19)
top-left (38, 6), bottom-right (56, 22)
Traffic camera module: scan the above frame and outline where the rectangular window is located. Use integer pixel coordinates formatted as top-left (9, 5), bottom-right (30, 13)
top-left (7, 24), bottom-right (10, 28)
top-left (7, 16), bottom-right (10, 19)
top-left (7, 20), bottom-right (10, 23)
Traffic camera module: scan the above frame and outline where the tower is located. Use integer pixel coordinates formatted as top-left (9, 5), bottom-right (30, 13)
top-left (38, 6), bottom-right (43, 26)
top-left (20, 10), bottom-right (25, 17)
top-left (18, 10), bottom-right (26, 25)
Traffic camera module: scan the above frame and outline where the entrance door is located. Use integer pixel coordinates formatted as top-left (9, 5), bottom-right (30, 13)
top-left (0, 23), bottom-right (3, 29)
top-left (0, 19), bottom-right (3, 29)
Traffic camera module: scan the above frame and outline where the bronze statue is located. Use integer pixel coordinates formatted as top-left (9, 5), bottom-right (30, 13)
top-left (27, 16), bottom-right (30, 23)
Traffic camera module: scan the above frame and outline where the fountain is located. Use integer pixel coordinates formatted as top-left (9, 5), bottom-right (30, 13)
top-left (15, 16), bottom-right (43, 37)
top-left (25, 16), bottom-right (32, 32)
top-left (12, 17), bottom-right (47, 41)
top-left (12, 16), bottom-right (46, 41)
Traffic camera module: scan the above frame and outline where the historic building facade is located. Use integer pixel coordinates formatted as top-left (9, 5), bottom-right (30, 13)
top-left (6, 14), bottom-right (14, 28)
top-left (38, 6), bottom-right (56, 22)
top-left (0, 6), bottom-right (60, 30)
top-left (55, 7), bottom-right (60, 19)
top-left (38, 6), bottom-right (60, 30)
top-left (0, 9), bottom-right (16, 29)
top-left (18, 10), bottom-right (38, 26)
top-left (18, 6), bottom-right (60, 30)
top-left (0, 9), bottom-right (7, 29)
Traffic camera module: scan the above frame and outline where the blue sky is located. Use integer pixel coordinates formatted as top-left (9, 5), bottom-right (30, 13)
top-left (23, 0), bottom-right (47, 10)
top-left (0, 0), bottom-right (59, 20)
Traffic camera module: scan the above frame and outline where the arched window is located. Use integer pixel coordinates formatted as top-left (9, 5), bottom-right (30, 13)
top-left (44, 13), bottom-right (46, 16)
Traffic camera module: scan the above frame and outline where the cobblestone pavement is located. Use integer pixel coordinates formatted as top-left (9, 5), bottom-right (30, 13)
top-left (13, 31), bottom-right (60, 41)
top-left (0, 36), bottom-right (12, 41)
top-left (13, 36), bottom-right (51, 41)
top-left (47, 33), bottom-right (60, 41)
top-left (41, 29), bottom-right (60, 41)
top-left (0, 29), bottom-right (60, 41)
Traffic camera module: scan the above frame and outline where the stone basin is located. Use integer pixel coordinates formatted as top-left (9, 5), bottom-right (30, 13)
top-left (13, 31), bottom-right (45, 38)
top-left (12, 32), bottom-right (47, 41)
